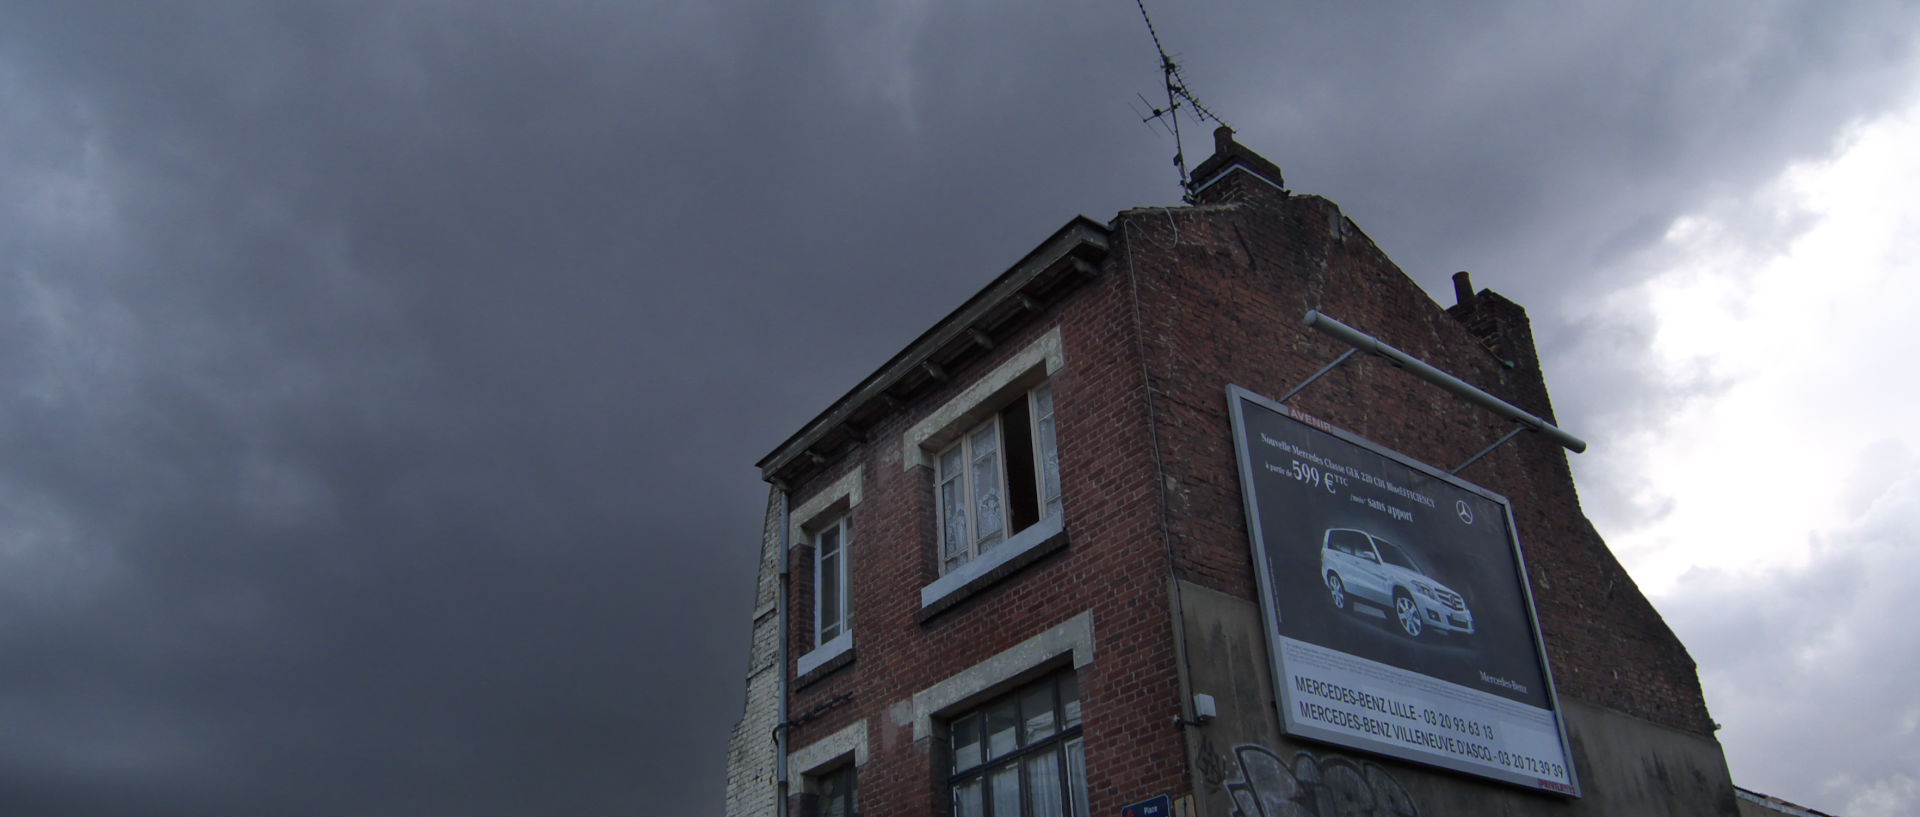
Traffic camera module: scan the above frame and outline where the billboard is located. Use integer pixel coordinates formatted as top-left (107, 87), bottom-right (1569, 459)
top-left (1226, 385), bottom-right (1578, 795)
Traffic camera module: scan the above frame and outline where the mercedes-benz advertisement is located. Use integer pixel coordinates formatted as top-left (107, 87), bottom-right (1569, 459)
top-left (1321, 527), bottom-right (1475, 639)
top-left (1227, 385), bottom-right (1578, 795)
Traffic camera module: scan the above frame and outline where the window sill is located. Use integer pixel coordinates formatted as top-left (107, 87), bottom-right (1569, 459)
top-left (796, 631), bottom-right (854, 684)
top-left (918, 514), bottom-right (1067, 622)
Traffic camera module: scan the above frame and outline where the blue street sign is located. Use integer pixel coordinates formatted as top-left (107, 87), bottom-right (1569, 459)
top-left (1120, 794), bottom-right (1171, 817)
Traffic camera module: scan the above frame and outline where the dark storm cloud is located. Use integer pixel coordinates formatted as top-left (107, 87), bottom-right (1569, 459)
top-left (0, 1), bottom-right (1914, 814)
top-left (0, 4), bottom-right (801, 814)
top-left (1165, 1), bottom-right (1920, 297)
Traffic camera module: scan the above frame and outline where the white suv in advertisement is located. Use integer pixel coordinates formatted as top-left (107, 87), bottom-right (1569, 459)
top-left (1320, 528), bottom-right (1474, 639)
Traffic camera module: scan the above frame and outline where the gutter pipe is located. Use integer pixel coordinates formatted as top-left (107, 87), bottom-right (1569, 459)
top-left (775, 489), bottom-right (791, 817)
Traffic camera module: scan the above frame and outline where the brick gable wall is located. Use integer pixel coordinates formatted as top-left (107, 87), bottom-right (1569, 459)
top-left (1122, 178), bottom-right (1715, 737)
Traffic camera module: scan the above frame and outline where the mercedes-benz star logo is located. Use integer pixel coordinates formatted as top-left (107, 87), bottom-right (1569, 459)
top-left (1456, 500), bottom-right (1474, 524)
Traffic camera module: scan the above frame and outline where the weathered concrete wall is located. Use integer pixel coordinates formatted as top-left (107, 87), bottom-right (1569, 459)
top-left (1177, 579), bottom-right (1739, 816)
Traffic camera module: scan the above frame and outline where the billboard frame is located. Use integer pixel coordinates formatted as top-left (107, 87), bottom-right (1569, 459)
top-left (1226, 383), bottom-right (1581, 796)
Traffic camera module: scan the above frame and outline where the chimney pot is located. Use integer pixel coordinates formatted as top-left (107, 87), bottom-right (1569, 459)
top-left (1213, 125), bottom-right (1236, 156)
top-left (1452, 271), bottom-right (1475, 306)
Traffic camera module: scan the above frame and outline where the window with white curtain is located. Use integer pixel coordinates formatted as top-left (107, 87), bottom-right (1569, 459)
top-left (948, 673), bottom-right (1086, 817)
top-left (935, 383), bottom-right (1060, 575)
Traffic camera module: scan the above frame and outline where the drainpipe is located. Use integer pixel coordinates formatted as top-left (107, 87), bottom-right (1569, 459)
top-left (775, 489), bottom-right (792, 817)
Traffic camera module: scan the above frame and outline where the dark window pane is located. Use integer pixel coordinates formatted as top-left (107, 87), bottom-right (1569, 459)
top-left (986, 699), bottom-right (1019, 758)
top-left (819, 550), bottom-right (839, 639)
top-left (820, 767), bottom-right (854, 817)
top-left (953, 715), bottom-right (981, 772)
top-left (1330, 529), bottom-right (1370, 556)
top-left (1375, 538), bottom-right (1417, 571)
top-left (818, 524), bottom-right (839, 556)
top-left (1060, 675), bottom-right (1081, 729)
top-left (1002, 395), bottom-right (1038, 532)
top-left (1021, 683), bottom-right (1056, 743)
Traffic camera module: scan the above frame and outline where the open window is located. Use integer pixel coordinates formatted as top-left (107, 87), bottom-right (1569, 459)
top-left (905, 329), bottom-right (1068, 615)
top-left (936, 383), bottom-right (1060, 574)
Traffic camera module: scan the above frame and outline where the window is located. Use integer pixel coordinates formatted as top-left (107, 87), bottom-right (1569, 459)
top-left (818, 764), bottom-right (856, 817)
top-left (791, 721), bottom-right (869, 814)
top-left (792, 469), bottom-right (860, 676)
top-left (1374, 537), bottom-right (1417, 572)
top-left (936, 383), bottom-right (1060, 574)
top-left (814, 515), bottom-right (851, 645)
top-left (1327, 528), bottom-right (1370, 557)
top-left (948, 673), bottom-right (1087, 817)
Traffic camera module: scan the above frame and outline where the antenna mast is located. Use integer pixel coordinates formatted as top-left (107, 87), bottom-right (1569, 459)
top-left (1134, 0), bottom-right (1231, 202)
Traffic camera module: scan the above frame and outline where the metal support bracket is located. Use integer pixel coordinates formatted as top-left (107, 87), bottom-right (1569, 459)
top-left (1451, 425), bottom-right (1530, 475)
top-left (1277, 348), bottom-right (1357, 404)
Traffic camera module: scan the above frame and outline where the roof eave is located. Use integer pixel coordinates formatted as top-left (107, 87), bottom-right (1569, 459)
top-left (757, 215), bottom-right (1111, 485)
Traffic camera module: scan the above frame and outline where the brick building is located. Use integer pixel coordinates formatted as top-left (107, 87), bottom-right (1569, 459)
top-left (724, 130), bottom-right (1739, 816)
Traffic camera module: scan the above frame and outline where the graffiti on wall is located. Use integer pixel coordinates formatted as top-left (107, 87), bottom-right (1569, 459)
top-left (1200, 739), bottom-right (1418, 817)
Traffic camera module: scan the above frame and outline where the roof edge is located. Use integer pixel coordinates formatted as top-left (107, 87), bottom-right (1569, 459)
top-left (756, 215), bottom-right (1111, 482)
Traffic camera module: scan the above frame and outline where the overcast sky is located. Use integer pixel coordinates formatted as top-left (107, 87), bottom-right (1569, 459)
top-left (2, 2), bottom-right (1916, 815)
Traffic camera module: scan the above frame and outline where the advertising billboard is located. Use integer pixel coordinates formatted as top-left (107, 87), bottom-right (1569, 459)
top-left (1226, 385), bottom-right (1578, 795)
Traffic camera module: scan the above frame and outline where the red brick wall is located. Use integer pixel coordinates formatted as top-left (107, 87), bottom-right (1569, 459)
top-left (778, 246), bottom-right (1192, 814)
top-left (769, 167), bottom-right (1714, 817)
top-left (1117, 178), bottom-right (1716, 737)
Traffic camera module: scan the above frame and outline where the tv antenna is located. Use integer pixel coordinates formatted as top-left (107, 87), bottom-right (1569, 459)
top-left (1132, 0), bottom-right (1231, 202)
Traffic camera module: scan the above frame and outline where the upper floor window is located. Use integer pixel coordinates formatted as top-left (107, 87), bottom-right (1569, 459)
top-left (815, 515), bottom-right (851, 645)
top-left (949, 673), bottom-right (1086, 817)
top-left (791, 468), bottom-right (861, 676)
top-left (936, 383), bottom-right (1059, 574)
